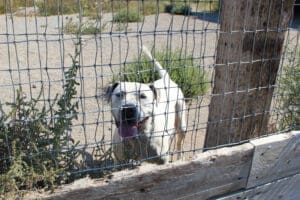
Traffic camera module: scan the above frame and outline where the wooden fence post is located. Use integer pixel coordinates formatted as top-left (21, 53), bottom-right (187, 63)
top-left (204, 0), bottom-right (294, 148)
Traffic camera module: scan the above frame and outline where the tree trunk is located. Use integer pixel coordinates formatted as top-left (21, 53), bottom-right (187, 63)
top-left (204, 0), bottom-right (294, 148)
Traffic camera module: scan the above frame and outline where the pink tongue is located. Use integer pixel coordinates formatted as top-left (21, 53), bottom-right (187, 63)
top-left (118, 124), bottom-right (138, 138)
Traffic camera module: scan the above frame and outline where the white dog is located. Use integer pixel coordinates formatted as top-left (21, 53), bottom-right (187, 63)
top-left (105, 46), bottom-right (186, 164)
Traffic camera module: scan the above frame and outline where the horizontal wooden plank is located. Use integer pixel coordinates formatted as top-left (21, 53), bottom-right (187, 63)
top-left (32, 143), bottom-right (253, 200)
top-left (247, 131), bottom-right (300, 188)
top-left (219, 173), bottom-right (300, 200)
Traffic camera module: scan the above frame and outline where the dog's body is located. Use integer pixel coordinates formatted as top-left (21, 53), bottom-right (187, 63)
top-left (106, 46), bottom-right (186, 164)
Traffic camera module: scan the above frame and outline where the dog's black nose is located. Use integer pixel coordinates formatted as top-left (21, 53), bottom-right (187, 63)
top-left (121, 103), bottom-right (138, 125)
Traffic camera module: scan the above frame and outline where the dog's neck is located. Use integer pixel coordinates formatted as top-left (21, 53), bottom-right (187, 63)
top-left (138, 115), bottom-right (154, 136)
top-left (138, 115), bottom-right (166, 164)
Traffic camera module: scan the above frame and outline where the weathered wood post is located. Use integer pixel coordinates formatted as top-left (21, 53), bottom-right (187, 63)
top-left (204, 0), bottom-right (294, 148)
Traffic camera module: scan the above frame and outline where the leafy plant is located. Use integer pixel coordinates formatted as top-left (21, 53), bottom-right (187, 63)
top-left (277, 50), bottom-right (300, 130)
top-left (0, 39), bottom-right (82, 196)
top-left (115, 49), bottom-right (210, 98)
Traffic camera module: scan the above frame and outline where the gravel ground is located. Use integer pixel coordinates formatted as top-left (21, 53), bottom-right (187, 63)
top-left (0, 11), bottom-right (299, 165)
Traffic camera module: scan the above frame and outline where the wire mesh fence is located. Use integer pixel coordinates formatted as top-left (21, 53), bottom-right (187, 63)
top-left (0, 0), bottom-right (299, 194)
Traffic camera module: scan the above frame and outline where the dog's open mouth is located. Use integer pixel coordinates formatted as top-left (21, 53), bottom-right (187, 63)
top-left (116, 117), bottom-right (149, 138)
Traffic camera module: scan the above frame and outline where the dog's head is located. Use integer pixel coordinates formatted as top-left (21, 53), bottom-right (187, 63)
top-left (105, 82), bottom-right (158, 139)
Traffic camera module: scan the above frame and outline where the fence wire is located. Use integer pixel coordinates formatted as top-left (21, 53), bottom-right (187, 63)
top-left (0, 0), bottom-right (299, 191)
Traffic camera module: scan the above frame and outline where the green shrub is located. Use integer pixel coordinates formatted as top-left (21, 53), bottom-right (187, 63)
top-left (113, 7), bottom-right (144, 23)
top-left (116, 49), bottom-right (210, 98)
top-left (0, 40), bottom-right (82, 196)
top-left (278, 51), bottom-right (300, 130)
top-left (165, 2), bottom-right (192, 15)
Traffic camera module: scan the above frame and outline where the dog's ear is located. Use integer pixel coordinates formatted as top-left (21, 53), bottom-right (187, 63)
top-left (104, 83), bottom-right (119, 102)
top-left (149, 84), bottom-right (160, 103)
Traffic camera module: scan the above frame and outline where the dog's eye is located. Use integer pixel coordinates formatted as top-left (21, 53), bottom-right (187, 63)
top-left (140, 93), bottom-right (147, 99)
top-left (115, 92), bottom-right (124, 98)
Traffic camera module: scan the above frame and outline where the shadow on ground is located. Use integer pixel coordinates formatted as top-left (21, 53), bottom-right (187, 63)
top-left (192, 11), bottom-right (219, 24)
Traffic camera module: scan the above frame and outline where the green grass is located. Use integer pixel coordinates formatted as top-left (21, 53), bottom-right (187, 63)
top-left (115, 49), bottom-right (210, 98)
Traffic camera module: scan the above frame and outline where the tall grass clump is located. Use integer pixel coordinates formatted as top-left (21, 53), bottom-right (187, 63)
top-left (116, 49), bottom-right (209, 98)
top-left (113, 7), bottom-right (144, 23)
top-left (0, 39), bottom-right (82, 197)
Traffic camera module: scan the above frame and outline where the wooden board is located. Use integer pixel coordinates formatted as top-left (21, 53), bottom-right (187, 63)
top-left (247, 131), bottom-right (300, 188)
top-left (219, 173), bottom-right (300, 200)
top-left (25, 132), bottom-right (300, 199)
top-left (37, 143), bottom-right (253, 200)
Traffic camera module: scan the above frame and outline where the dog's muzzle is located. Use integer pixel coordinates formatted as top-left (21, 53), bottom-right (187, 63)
top-left (116, 104), bottom-right (149, 138)
top-left (121, 104), bottom-right (138, 126)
